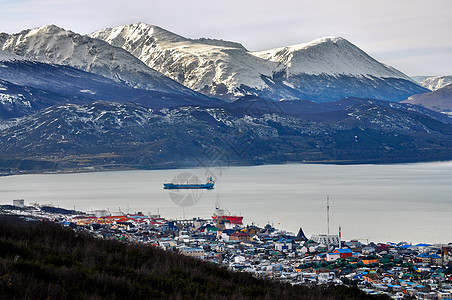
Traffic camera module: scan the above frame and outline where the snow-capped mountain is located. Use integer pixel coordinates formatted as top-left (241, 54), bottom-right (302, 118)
top-left (0, 25), bottom-right (201, 97)
top-left (251, 37), bottom-right (409, 78)
top-left (419, 75), bottom-right (452, 91)
top-left (91, 22), bottom-right (427, 102)
top-left (90, 23), bottom-right (275, 100)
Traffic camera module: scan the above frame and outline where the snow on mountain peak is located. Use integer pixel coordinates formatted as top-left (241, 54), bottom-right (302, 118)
top-left (91, 22), bottom-right (189, 49)
top-left (251, 36), bottom-right (410, 79)
top-left (0, 24), bottom-right (199, 96)
top-left (91, 22), bottom-right (246, 51)
top-left (420, 75), bottom-right (452, 91)
top-left (28, 24), bottom-right (68, 35)
top-left (91, 24), bottom-right (423, 101)
top-left (1, 23), bottom-right (425, 102)
top-left (90, 23), bottom-right (267, 98)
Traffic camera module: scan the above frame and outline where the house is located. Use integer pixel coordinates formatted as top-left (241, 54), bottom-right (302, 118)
top-left (362, 255), bottom-right (379, 265)
top-left (13, 199), bottom-right (25, 208)
top-left (326, 248), bottom-right (353, 262)
top-left (230, 232), bottom-right (251, 242)
top-left (376, 243), bottom-right (390, 252)
top-left (326, 252), bottom-right (341, 262)
top-left (241, 225), bottom-right (260, 235)
top-left (415, 253), bottom-right (442, 265)
top-left (414, 285), bottom-right (431, 293)
top-left (180, 247), bottom-right (205, 260)
top-left (362, 246), bottom-right (376, 254)
top-left (332, 248), bottom-right (353, 259)
top-left (274, 238), bottom-right (293, 251)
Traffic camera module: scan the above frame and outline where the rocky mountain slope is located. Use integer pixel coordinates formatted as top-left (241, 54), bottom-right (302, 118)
top-left (0, 57), bottom-right (222, 119)
top-left (91, 22), bottom-right (427, 102)
top-left (1, 99), bottom-right (452, 172)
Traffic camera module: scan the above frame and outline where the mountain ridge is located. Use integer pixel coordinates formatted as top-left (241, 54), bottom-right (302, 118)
top-left (91, 22), bottom-right (427, 102)
top-left (2, 98), bottom-right (452, 172)
top-left (0, 25), bottom-right (203, 98)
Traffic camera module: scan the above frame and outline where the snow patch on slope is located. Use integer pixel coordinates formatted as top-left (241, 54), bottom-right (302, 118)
top-left (0, 49), bottom-right (27, 62)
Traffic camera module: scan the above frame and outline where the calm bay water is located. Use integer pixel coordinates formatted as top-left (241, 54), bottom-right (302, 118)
top-left (1, 162), bottom-right (451, 244)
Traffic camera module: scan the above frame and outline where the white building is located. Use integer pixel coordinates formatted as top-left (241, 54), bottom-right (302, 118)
top-left (310, 234), bottom-right (340, 246)
top-left (13, 199), bottom-right (25, 208)
top-left (274, 238), bottom-right (293, 251)
top-left (180, 247), bottom-right (205, 260)
top-left (91, 210), bottom-right (109, 217)
top-left (326, 252), bottom-right (341, 262)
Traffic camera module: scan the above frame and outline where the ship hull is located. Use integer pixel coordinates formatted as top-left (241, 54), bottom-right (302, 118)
top-left (212, 215), bottom-right (243, 225)
top-left (163, 183), bottom-right (214, 189)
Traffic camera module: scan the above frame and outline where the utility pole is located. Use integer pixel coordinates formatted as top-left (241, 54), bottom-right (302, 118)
top-left (327, 196), bottom-right (330, 251)
top-left (327, 196), bottom-right (330, 236)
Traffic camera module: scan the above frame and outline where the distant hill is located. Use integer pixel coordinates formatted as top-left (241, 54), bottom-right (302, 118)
top-left (402, 84), bottom-right (452, 114)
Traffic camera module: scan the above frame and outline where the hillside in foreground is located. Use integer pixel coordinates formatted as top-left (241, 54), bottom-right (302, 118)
top-left (0, 215), bottom-right (386, 300)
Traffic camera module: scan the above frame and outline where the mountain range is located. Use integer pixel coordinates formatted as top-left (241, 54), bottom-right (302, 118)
top-left (2, 97), bottom-right (452, 172)
top-left (0, 23), bottom-right (451, 172)
top-left (0, 25), bottom-right (200, 97)
top-left (91, 22), bottom-right (427, 102)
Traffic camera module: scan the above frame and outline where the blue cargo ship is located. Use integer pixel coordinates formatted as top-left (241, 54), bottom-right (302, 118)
top-left (163, 177), bottom-right (215, 189)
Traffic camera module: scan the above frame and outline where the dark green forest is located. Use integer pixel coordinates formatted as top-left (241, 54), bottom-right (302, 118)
top-left (0, 215), bottom-right (388, 299)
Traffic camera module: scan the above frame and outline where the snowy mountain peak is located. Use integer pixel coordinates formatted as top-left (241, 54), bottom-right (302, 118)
top-left (419, 75), bottom-right (452, 91)
top-left (91, 22), bottom-right (246, 50)
top-left (92, 22), bottom-right (188, 48)
top-left (251, 36), bottom-right (410, 79)
top-left (92, 24), bottom-right (425, 101)
top-left (28, 24), bottom-right (68, 36)
top-left (1, 23), bottom-right (427, 102)
top-left (289, 36), bottom-right (347, 49)
top-left (90, 23), bottom-right (258, 98)
top-left (0, 24), bottom-right (201, 96)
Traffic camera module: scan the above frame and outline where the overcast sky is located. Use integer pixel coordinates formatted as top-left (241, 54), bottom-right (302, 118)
top-left (1, 0), bottom-right (451, 76)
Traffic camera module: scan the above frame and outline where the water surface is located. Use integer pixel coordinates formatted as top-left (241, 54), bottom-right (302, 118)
top-left (1, 162), bottom-right (451, 244)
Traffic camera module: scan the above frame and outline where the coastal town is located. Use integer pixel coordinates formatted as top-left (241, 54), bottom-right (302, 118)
top-left (1, 200), bottom-right (451, 300)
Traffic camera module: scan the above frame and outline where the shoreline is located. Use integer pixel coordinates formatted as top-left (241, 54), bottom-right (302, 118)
top-left (2, 157), bottom-right (452, 177)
